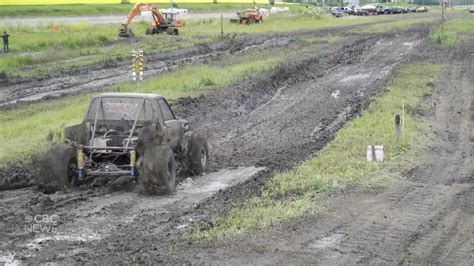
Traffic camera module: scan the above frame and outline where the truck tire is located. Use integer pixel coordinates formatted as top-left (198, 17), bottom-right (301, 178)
top-left (36, 145), bottom-right (78, 193)
top-left (139, 145), bottom-right (176, 194)
top-left (188, 133), bottom-right (209, 175)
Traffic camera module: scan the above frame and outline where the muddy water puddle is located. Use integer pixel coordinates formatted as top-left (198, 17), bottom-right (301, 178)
top-left (16, 166), bottom-right (263, 259)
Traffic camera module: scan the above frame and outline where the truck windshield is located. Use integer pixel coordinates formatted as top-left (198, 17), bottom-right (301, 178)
top-left (86, 97), bottom-right (155, 122)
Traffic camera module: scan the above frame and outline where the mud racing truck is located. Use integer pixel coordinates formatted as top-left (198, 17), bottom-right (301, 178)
top-left (37, 93), bottom-right (209, 194)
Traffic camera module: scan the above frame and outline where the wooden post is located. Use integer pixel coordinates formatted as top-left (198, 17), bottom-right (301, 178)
top-left (402, 100), bottom-right (405, 138)
top-left (395, 113), bottom-right (401, 141)
top-left (221, 14), bottom-right (224, 36)
top-left (371, 145), bottom-right (376, 162)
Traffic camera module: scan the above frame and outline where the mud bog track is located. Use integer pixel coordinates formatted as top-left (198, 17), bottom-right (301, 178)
top-left (0, 24), bottom-right (448, 264)
top-left (0, 25), bottom-right (366, 109)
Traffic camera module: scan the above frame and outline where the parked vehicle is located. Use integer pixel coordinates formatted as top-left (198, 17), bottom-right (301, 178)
top-left (469, 7), bottom-right (474, 13)
top-left (351, 7), bottom-right (369, 16)
top-left (408, 6), bottom-right (418, 13)
top-left (331, 7), bottom-right (344, 17)
top-left (341, 6), bottom-right (352, 14)
top-left (377, 5), bottom-right (391, 14)
top-left (389, 6), bottom-right (404, 14)
top-left (360, 4), bottom-right (378, 14)
top-left (416, 6), bottom-right (428, 12)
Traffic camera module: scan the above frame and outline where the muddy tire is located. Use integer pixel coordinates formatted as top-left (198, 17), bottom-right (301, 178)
top-left (36, 145), bottom-right (78, 193)
top-left (139, 145), bottom-right (176, 194)
top-left (188, 133), bottom-right (209, 175)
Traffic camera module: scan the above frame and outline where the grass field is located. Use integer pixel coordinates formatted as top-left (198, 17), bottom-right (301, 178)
top-left (0, 21), bottom-right (211, 76)
top-left (0, 2), bottom-right (276, 17)
top-left (191, 62), bottom-right (441, 240)
top-left (0, 11), bottom-right (400, 77)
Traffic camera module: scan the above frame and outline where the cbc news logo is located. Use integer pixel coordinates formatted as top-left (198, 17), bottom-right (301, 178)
top-left (24, 214), bottom-right (59, 234)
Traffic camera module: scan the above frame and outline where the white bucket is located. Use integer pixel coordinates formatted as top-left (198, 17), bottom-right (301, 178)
top-left (367, 145), bottom-right (384, 162)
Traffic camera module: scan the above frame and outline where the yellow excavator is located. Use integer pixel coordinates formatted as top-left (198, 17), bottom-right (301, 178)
top-left (119, 3), bottom-right (182, 37)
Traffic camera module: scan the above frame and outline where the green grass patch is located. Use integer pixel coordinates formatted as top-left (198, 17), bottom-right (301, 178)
top-left (360, 17), bottom-right (435, 33)
top-left (0, 21), bottom-right (211, 76)
top-left (0, 3), bottom-right (277, 17)
top-left (430, 17), bottom-right (474, 45)
top-left (0, 3), bottom-right (132, 17)
top-left (180, 13), bottom-right (393, 35)
top-left (0, 10), bottom-right (398, 77)
top-left (0, 53), bottom-right (284, 167)
top-left (192, 62), bottom-right (441, 240)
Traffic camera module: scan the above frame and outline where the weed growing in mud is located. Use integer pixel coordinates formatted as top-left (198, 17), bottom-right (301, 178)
top-left (192, 62), bottom-right (441, 240)
top-left (429, 18), bottom-right (474, 45)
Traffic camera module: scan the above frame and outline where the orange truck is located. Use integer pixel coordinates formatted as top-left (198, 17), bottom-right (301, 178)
top-left (236, 8), bottom-right (263, 24)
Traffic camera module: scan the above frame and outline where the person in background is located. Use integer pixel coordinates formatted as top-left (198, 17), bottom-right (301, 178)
top-left (3, 31), bottom-right (10, 53)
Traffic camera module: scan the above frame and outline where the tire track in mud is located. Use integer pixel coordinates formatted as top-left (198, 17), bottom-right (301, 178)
top-left (0, 167), bottom-right (263, 264)
top-left (174, 34), bottom-right (473, 265)
top-left (1, 24), bottom-right (434, 263)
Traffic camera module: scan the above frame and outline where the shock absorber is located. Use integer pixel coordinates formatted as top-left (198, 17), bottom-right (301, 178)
top-left (130, 150), bottom-right (137, 177)
top-left (77, 146), bottom-right (86, 178)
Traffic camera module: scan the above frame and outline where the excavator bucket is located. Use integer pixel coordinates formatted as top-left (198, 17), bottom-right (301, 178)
top-left (119, 27), bottom-right (134, 38)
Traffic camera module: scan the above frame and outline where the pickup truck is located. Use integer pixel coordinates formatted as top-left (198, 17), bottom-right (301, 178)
top-left (37, 93), bottom-right (209, 194)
